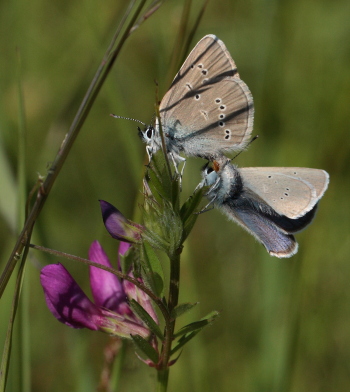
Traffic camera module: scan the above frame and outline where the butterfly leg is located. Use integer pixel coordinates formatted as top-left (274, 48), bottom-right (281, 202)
top-left (205, 177), bottom-right (221, 195)
top-left (169, 153), bottom-right (186, 189)
top-left (146, 146), bottom-right (153, 165)
top-left (193, 179), bottom-right (205, 193)
top-left (195, 194), bottom-right (217, 214)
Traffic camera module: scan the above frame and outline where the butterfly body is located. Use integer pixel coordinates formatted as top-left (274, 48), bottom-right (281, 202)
top-left (201, 159), bottom-right (329, 258)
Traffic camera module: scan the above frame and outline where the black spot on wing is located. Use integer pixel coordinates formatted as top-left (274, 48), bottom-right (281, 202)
top-left (170, 103), bottom-right (253, 141)
top-left (168, 39), bottom-right (238, 89)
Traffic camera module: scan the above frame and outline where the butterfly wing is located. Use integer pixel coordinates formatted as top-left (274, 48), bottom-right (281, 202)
top-left (240, 167), bottom-right (329, 219)
top-left (221, 202), bottom-right (298, 258)
top-left (159, 35), bottom-right (254, 158)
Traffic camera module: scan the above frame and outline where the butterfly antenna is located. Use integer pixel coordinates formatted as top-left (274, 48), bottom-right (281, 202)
top-left (110, 114), bottom-right (147, 127)
top-left (230, 135), bottom-right (259, 161)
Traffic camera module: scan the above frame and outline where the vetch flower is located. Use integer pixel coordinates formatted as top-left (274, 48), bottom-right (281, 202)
top-left (40, 240), bottom-right (158, 339)
top-left (99, 200), bottom-right (143, 243)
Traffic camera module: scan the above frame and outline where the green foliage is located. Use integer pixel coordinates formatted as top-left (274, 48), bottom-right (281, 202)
top-left (129, 300), bottom-right (164, 341)
top-left (170, 302), bottom-right (199, 320)
top-left (140, 241), bottom-right (164, 297)
top-left (131, 334), bottom-right (159, 365)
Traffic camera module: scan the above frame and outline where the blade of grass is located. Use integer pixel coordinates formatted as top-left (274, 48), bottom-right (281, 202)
top-left (16, 47), bottom-right (31, 392)
top-left (0, 245), bottom-right (29, 392)
top-left (180, 0), bottom-right (209, 65)
top-left (165, 0), bottom-right (192, 87)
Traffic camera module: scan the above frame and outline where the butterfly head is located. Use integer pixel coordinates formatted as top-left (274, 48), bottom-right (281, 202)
top-left (138, 124), bottom-right (154, 144)
top-left (201, 162), bottom-right (219, 187)
top-left (138, 124), bottom-right (162, 162)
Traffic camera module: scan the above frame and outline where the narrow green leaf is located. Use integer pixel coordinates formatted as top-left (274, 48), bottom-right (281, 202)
top-left (150, 151), bottom-right (172, 201)
top-left (173, 311), bottom-right (219, 338)
top-left (141, 241), bottom-right (164, 297)
top-left (171, 176), bottom-right (181, 212)
top-left (170, 302), bottom-right (199, 320)
top-left (129, 299), bottom-right (164, 340)
top-left (0, 139), bottom-right (17, 232)
top-left (182, 0), bottom-right (209, 63)
top-left (180, 186), bottom-right (207, 241)
top-left (166, 0), bottom-right (192, 86)
top-left (171, 311), bottom-right (219, 356)
top-left (146, 168), bottom-right (166, 204)
top-left (180, 185), bottom-right (206, 223)
top-left (0, 252), bottom-right (28, 392)
top-left (130, 334), bottom-right (159, 364)
top-left (170, 330), bottom-right (200, 356)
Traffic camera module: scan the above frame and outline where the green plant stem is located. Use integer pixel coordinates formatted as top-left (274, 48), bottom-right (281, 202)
top-left (157, 368), bottom-right (169, 392)
top-left (156, 250), bottom-right (181, 391)
top-left (168, 252), bottom-right (181, 315)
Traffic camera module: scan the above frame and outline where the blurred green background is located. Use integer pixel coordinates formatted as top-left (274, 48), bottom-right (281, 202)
top-left (1, 0), bottom-right (349, 391)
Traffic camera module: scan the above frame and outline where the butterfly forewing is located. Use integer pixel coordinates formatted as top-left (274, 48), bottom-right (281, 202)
top-left (159, 35), bottom-right (254, 157)
top-left (240, 168), bottom-right (329, 219)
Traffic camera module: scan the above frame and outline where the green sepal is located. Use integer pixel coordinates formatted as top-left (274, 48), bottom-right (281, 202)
top-left (130, 334), bottom-right (159, 364)
top-left (141, 227), bottom-right (170, 253)
top-left (129, 299), bottom-right (164, 341)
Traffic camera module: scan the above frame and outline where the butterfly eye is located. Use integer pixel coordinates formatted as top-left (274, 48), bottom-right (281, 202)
top-left (146, 127), bottom-right (153, 139)
top-left (207, 167), bottom-right (214, 174)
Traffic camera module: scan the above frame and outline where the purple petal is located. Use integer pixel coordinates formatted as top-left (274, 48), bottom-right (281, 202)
top-left (119, 241), bottom-right (132, 256)
top-left (89, 240), bottom-right (131, 315)
top-left (99, 200), bottom-right (142, 242)
top-left (40, 264), bottom-right (103, 330)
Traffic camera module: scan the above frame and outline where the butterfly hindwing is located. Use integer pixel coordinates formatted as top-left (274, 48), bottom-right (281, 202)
top-left (221, 201), bottom-right (298, 258)
top-left (240, 167), bottom-right (329, 219)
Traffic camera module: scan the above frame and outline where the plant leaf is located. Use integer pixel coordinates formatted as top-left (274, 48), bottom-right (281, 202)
top-left (129, 299), bottom-right (164, 340)
top-left (170, 311), bottom-right (219, 356)
top-left (130, 334), bottom-right (159, 364)
top-left (170, 302), bottom-right (199, 320)
top-left (140, 241), bottom-right (164, 297)
top-left (173, 311), bottom-right (219, 338)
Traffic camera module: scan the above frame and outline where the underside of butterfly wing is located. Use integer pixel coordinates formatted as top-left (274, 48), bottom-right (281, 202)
top-left (221, 202), bottom-right (298, 258)
top-left (159, 35), bottom-right (254, 159)
top-left (240, 168), bottom-right (329, 219)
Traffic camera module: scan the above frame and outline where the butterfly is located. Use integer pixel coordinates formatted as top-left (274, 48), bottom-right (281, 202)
top-left (138, 34), bottom-right (254, 174)
top-left (199, 158), bottom-right (329, 258)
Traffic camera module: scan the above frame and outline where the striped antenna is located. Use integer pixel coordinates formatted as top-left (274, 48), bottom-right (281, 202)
top-left (110, 114), bottom-right (146, 127)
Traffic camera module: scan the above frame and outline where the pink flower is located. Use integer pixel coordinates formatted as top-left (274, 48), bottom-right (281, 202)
top-left (40, 241), bottom-right (158, 339)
